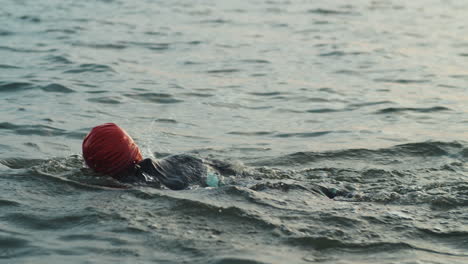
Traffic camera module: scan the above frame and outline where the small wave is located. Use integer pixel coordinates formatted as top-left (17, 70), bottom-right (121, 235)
top-left (125, 93), bottom-right (183, 104)
top-left (45, 28), bottom-right (78, 34)
top-left (349, 100), bottom-right (393, 108)
top-left (307, 8), bottom-right (355, 15)
top-left (41, 83), bottom-right (75, 93)
top-left (211, 257), bottom-right (270, 264)
top-left (249, 141), bottom-right (466, 167)
top-left (154, 118), bottom-right (177, 123)
top-left (18, 15), bottom-right (41, 23)
top-left (306, 108), bottom-right (342, 113)
top-left (319, 51), bottom-right (366, 57)
top-left (160, 131), bottom-right (207, 140)
top-left (63, 64), bottom-right (115, 74)
top-left (24, 142), bottom-right (40, 151)
top-left (250, 73), bottom-right (267, 77)
top-left (373, 78), bottom-right (430, 84)
top-left (274, 131), bottom-right (334, 138)
top-left (228, 147), bottom-right (272, 152)
top-left (57, 233), bottom-right (134, 253)
top-left (206, 69), bottom-right (241, 74)
top-left (65, 130), bottom-right (89, 139)
top-left (0, 30), bottom-right (14, 36)
top-left (206, 102), bottom-right (271, 110)
top-left (186, 40), bottom-right (202, 45)
top-left (144, 31), bottom-right (167, 36)
top-left (389, 141), bottom-right (464, 156)
top-left (199, 19), bottom-right (232, 24)
top-left (241, 59), bottom-right (271, 64)
top-left (44, 55), bottom-right (73, 64)
top-left (2, 212), bottom-right (100, 231)
top-left (183, 60), bottom-right (203, 65)
top-left (179, 92), bottom-right (214, 98)
top-left (248, 91), bottom-right (283, 97)
top-left (228, 131), bottom-right (273, 136)
top-left (71, 42), bottom-right (127, 50)
top-left (0, 82), bottom-right (33, 92)
top-left (0, 158), bottom-right (45, 169)
top-left (0, 122), bottom-right (65, 137)
top-left (450, 74), bottom-right (468, 80)
top-left (275, 108), bottom-right (305, 113)
top-left (247, 181), bottom-right (323, 196)
top-left (28, 155), bottom-right (128, 190)
top-left (0, 122), bottom-right (87, 139)
top-left (334, 69), bottom-right (361, 75)
top-left (0, 46), bottom-right (56, 53)
top-left (120, 41), bottom-right (170, 51)
top-left (0, 64), bottom-right (21, 69)
top-left (87, 96), bottom-right (123, 104)
top-left (128, 187), bottom-right (278, 229)
top-left (0, 236), bottom-right (30, 252)
top-left (0, 199), bottom-right (21, 207)
top-left (416, 227), bottom-right (468, 239)
top-left (375, 106), bottom-right (450, 114)
top-left (286, 236), bottom-right (438, 254)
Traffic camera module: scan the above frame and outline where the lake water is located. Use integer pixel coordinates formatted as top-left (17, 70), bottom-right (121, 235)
top-left (0, 0), bottom-right (467, 263)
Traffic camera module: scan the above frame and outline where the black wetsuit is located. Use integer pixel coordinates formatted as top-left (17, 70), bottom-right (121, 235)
top-left (116, 154), bottom-right (353, 199)
top-left (117, 154), bottom-right (209, 190)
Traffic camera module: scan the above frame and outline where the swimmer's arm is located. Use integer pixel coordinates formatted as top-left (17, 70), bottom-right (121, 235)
top-left (137, 158), bottom-right (189, 190)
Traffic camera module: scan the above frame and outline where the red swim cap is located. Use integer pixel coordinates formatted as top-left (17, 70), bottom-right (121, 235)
top-left (82, 123), bottom-right (143, 176)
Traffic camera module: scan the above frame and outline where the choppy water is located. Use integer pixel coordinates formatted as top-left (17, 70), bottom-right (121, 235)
top-left (1, 0), bottom-right (467, 263)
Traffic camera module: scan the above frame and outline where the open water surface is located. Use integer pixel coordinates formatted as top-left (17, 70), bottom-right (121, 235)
top-left (0, 0), bottom-right (467, 263)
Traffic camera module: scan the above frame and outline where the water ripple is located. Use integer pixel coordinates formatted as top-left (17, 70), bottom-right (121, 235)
top-left (87, 96), bottom-right (122, 104)
top-left (248, 91), bottom-right (283, 97)
top-left (375, 106), bottom-right (451, 114)
top-left (125, 93), bottom-right (183, 104)
top-left (306, 108), bottom-right (342, 113)
top-left (71, 42), bottom-right (127, 50)
top-left (0, 46), bottom-right (56, 53)
top-left (307, 8), bottom-right (356, 15)
top-left (250, 141), bottom-right (465, 167)
top-left (319, 51), bottom-right (367, 57)
top-left (0, 122), bottom-right (86, 139)
top-left (241, 59), bottom-right (271, 64)
top-left (373, 78), bottom-right (430, 84)
top-left (206, 69), bottom-right (241, 74)
top-left (275, 131), bottom-right (335, 138)
top-left (2, 212), bottom-right (100, 231)
top-left (0, 82), bottom-right (33, 92)
top-left (206, 102), bottom-right (271, 110)
top-left (63, 64), bottom-right (115, 74)
top-left (120, 41), bottom-right (170, 51)
top-left (227, 131), bottom-right (273, 136)
top-left (0, 30), bottom-right (14, 36)
top-left (0, 199), bottom-right (21, 207)
top-left (41, 83), bottom-right (75, 93)
top-left (0, 64), bottom-right (21, 69)
top-left (44, 55), bottom-right (73, 64)
top-left (18, 15), bottom-right (41, 23)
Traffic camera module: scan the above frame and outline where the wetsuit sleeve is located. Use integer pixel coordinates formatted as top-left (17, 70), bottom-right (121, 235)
top-left (137, 158), bottom-right (188, 190)
top-left (114, 160), bottom-right (161, 188)
top-left (136, 155), bottom-right (206, 190)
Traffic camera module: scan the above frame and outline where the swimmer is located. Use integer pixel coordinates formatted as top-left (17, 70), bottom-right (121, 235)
top-left (82, 123), bottom-right (223, 190)
top-left (82, 123), bottom-right (354, 198)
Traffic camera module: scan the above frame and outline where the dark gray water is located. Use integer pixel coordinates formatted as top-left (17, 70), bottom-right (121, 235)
top-left (1, 0), bottom-right (467, 263)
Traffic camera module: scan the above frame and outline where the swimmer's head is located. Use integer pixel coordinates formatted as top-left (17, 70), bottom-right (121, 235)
top-left (82, 123), bottom-right (142, 176)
